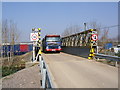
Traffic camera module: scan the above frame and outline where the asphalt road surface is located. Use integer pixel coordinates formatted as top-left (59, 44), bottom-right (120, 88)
top-left (42, 52), bottom-right (118, 88)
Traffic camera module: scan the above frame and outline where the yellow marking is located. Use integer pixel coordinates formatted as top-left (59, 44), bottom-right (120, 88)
top-left (91, 54), bottom-right (94, 56)
top-left (88, 57), bottom-right (91, 59)
top-left (92, 54), bottom-right (95, 56)
top-left (91, 29), bottom-right (94, 31)
top-left (90, 43), bottom-right (93, 46)
top-left (38, 28), bottom-right (41, 30)
top-left (89, 54), bottom-right (92, 56)
top-left (38, 40), bottom-right (41, 42)
top-left (38, 36), bottom-right (41, 38)
top-left (38, 50), bottom-right (42, 54)
top-left (90, 48), bottom-right (94, 52)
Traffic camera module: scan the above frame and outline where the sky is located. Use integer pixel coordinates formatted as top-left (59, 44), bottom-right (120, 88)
top-left (2, 2), bottom-right (118, 42)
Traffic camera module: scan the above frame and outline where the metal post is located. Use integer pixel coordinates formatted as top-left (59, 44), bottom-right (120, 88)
top-left (40, 60), bottom-right (44, 75)
top-left (33, 42), bottom-right (35, 62)
top-left (39, 52), bottom-right (42, 62)
top-left (42, 69), bottom-right (47, 88)
top-left (115, 61), bottom-right (118, 67)
top-left (84, 23), bottom-right (87, 31)
top-left (96, 46), bottom-right (99, 61)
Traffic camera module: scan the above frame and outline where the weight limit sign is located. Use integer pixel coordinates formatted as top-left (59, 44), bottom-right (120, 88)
top-left (91, 34), bottom-right (98, 41)
top-left (30, 33), bottom-right (39, 41)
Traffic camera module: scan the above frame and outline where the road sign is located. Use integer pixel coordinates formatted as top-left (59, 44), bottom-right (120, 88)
top-left (30, 33), bottom-right (39, 41)
top-left (91, 34), bottom-right (98, 41)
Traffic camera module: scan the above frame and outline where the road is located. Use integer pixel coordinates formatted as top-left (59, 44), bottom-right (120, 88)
top-left (42, 52), bottom-right (118, 88)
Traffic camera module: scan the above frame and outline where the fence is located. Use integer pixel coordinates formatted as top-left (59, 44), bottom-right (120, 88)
top-left (39, 56), bottom-right (54, 88)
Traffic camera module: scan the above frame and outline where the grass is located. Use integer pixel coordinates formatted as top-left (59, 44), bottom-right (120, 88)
top-left (2, 61), bottom-right (25, 77)
top-left (1, 52), bottom-right (32, 78)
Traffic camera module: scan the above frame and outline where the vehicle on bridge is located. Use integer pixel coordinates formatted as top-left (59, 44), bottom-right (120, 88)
top-left (42, 35), bottom-right (61, 52)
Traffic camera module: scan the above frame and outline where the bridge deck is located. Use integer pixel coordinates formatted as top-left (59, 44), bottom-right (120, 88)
top-left (42, 52), bottom-right (118, 88)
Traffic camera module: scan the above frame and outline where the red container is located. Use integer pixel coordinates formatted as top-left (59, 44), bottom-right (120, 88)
top-left (20, 44), bottom-right (29, 52)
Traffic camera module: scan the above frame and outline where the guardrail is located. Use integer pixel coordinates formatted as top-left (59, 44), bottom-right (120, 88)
top-left (39, 56), bottom-right (54, 88)
top-left (94, 53), bottom-right (120, 67)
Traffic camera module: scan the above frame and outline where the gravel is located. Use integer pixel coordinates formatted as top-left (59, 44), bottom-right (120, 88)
top-left (2, 63), bottom-right (41, 88)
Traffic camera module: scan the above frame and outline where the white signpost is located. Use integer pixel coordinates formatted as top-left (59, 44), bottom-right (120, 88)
top-left (30, 33), bottom-right (39, 62)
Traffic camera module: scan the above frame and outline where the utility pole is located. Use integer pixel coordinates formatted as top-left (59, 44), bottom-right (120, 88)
top-left (0, 22), bottom-right (2, 58)
top-left (84, 23), bottom-right (87, 31)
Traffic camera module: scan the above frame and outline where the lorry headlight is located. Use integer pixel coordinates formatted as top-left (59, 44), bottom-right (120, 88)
top-left (46, 46), bottom-right (49, 49)
top-left (58, 46), bottom-right (61, 49)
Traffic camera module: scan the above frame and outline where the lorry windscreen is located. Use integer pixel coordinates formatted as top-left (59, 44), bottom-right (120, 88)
top-left (46, 37), bottom-right (60, 42)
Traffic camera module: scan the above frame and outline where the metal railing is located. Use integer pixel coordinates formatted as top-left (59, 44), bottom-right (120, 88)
top-left (94, 53), bottom-right (120, 67)
top-left (39, 56), bottom-right (54, 88)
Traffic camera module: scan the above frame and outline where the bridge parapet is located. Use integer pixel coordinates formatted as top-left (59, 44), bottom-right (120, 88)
top-left (61, 29), bottom-right (98, 58)
top-left (61, 29), bottom-right (98, 47)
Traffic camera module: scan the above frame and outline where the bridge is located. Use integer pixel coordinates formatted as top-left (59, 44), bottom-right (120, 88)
top-left (31, 28), bottom-right (119, 88)
top-left (1, 28), bottom-right (119, 89)
top-left (42, 53), bottom-right (118, 88)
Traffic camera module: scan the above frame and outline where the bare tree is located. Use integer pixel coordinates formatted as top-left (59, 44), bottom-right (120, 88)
top-left (62, 21), bottom-right (102, 37)
top-left (0, 22), bottom-right (1, 41)
top-left (62, 25), bottom-right (81, 37)
top-left (2, 20), bottom-right (9, 44)
top-left (99, 28), bottom-right (109, 46)
top-left (88, 20), bottom-right (102, 35)
top-left (2, 19), bottom-right (20, 57)
top-left (2, 20), bottom-right (9, 57)
top-left (2, 19), bottom-right (20, 69)
top-left (88, 20), bottom-right (111, 47)
top-left (9, 20), bottom-right (19, 45)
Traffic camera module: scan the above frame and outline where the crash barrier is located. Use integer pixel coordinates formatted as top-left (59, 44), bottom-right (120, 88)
top-left (39, 56), bottom-right (54, 88)
top-left (31, 28), bottom-right (54, 88)
top-left (95, 53), bottom-right (120, 67)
